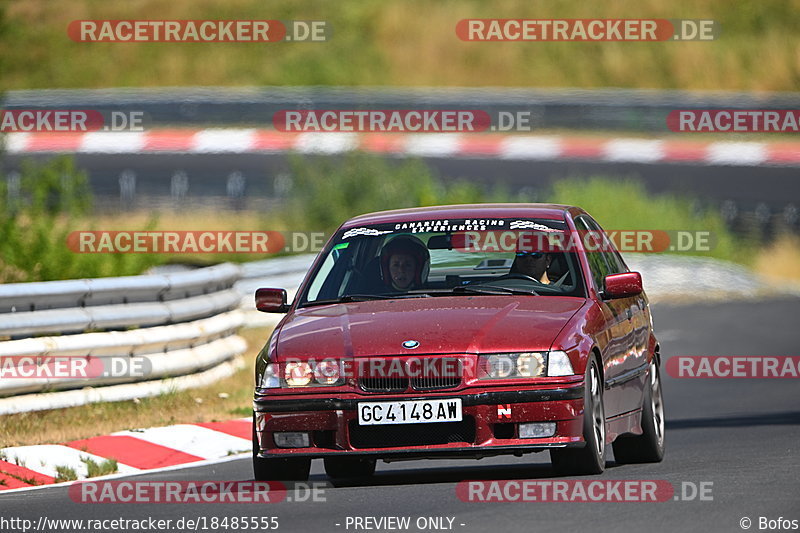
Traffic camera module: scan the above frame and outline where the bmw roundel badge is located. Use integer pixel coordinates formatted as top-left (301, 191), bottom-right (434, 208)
top-left (402, 340), bottom-right (420, 349)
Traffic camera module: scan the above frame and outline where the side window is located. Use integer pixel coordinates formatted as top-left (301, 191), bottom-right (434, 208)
top-left (575, 217), bottom-right (611, 291)
top-left (306, 243), bottom-right (357, 301)
top-left (306, 252), bottom-right (338, 301)
top-left (584, 216), bottom-right (627, 274)
top-left (606, 248), bottom-right (628, 274)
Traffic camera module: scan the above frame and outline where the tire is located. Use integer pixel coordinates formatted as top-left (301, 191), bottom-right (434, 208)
top-left (252, 418), bottom-right (311, 481)
top-left (550, 358), bottom-right (606, 475)
top-left (323, 457), bottom-right (377, 480)
top-left (612, 360), bottom-right (665, 464)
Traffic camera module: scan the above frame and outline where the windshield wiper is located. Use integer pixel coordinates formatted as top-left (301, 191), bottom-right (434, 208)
top-left (300, 293), bottom-right (425, 307)
top-left (405, 286), bottom-right (539, 297)
top-left (451, 285), bottom-right (539, 296)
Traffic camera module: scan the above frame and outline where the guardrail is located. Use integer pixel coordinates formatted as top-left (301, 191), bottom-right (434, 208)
top-left (5, 86), bottom-right (799, 131)
top-left (0, 262), bottom-right (240, 313)
top-left (0, 257), bottom-right (314, 415)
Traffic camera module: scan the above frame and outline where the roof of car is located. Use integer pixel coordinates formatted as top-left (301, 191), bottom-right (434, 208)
top-left (342, 203), bottom-right (581, 228)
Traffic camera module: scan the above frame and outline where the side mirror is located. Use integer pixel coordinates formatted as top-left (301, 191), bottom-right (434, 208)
top-left (603, 272), bottom-right (643, 299)
top-left (255, 288), bottom-right (289, 313)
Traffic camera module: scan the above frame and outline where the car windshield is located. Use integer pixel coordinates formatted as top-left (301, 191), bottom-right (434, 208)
top-left (298, 217), bottom-right (587, 307)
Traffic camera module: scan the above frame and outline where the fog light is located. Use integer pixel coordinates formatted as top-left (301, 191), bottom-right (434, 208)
top-left (273, 432), bottom-right (310, 448)
top-left (519, 422), bottom-right (556, 438)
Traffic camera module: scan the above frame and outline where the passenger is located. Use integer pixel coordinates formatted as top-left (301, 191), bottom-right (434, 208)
top-left (379, 235), bottom-right (430, 291)
top-left (509, 250), bottom-right (553, 284)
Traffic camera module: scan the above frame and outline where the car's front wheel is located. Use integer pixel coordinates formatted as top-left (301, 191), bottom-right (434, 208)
top-left (323, 457), bottom-right (377, 480)
top-left (550, 358), bottom-right (606, 475)
top-left (612, 359), bottom-right (665, 464)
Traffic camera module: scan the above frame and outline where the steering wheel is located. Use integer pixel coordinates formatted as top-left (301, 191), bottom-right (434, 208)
top-left (492, 273), bottom-right (542, 283)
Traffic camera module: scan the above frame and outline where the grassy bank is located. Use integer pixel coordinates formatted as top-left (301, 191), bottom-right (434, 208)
top-left (1, 0), bottom-right (798, 91)
top-left (547, 177), bottom-right (744, 262)
top-left (0, 153), bottom-right (766, 282)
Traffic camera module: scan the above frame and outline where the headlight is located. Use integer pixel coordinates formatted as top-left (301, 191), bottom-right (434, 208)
top-left (546, 350), bottom-right (574, 377)
top-left (314, 359), bottom-right (342, 385)
top-left (517, 353), bottom-right (545, 377)
top-left (285, 361), bottom-right (313, 387)
top-left (264, 359), bottom-right (347, 388)
top-left (484, 354), bottom-right (515, 378)
top-left (477, 351), bottom-right (575, 379)
top-left (479, 353), bottom-right (545, 379)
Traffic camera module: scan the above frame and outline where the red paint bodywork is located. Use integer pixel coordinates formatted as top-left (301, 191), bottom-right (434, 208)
top-left (253, 204), bottom-right (660, 460)
top-left (604, 271), bottom-right (644, 299)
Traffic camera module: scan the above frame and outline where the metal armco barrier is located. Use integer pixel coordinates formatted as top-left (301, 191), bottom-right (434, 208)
top-left (0, 311), bottom-right (244, 397)
top-left (0, 257), bottom-right (314, 414)
top-left (4, 86), bottom-right (799, 131)
top-left (0, 262), bottom-right (240, 313)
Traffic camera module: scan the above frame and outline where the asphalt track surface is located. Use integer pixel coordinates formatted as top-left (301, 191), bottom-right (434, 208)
top-left (5, 152), bottom-right (798, 211)
top-left (1, 297), bottom-right (798, 533)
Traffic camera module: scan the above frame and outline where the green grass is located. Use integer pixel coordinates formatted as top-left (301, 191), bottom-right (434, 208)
top-left (0, 157), bottom-right (165, 282)
top-left (80, 456), bottom-right (118, 478)
top-left (285, 152), bottom-right (491, 232)
top-left (1, 471), bottom-right (41, 486)
top-left (285, 153), bottom-right (749, 263)
top-left (0, 154), bottom-right (751, 283)
top-left (0, 0), bottom-right (798, 91)
top-left (546, 177), bottom-right (746, 262)
top-left (54, 465), bottom-right (78, 483)
top-left (228, 406), bottom-right (253, 416)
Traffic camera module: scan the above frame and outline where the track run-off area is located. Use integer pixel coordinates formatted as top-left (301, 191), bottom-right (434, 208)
top-left (1, 297), bottom-right (798, 533)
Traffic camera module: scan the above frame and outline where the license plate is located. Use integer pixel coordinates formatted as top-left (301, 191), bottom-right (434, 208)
top-left (357, 399), bottom-right (462, 425)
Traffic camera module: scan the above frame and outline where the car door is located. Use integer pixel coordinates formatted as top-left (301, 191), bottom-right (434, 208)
top-left (584, 216), bottom-right (647, 415)
top-left (575, 216), bottom-right (636, 418)
top-left (604, 244), bottom-right (650, 373)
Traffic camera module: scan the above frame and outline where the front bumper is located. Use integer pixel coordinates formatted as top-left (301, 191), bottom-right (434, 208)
top-left (254, 385), bottom-right (587, 460)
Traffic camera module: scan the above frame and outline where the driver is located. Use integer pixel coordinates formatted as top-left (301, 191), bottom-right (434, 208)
top-left (379, 235), bottom-right (430, 291)
top-left (508, 250), bottom-right (552, 284)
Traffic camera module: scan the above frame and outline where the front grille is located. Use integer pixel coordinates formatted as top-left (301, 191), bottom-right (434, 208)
top-left (411, 375), bottom-right (461, 390)
top-left (349, 417), bottom-right (476, 449)
top-left (358, 357), bottom-right (463, 393)
top-left (360, 376), bottom-right (407, 393)
top-left (359, 375), bottom-right (462, 392)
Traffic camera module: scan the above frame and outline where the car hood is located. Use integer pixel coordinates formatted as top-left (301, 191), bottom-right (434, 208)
top-left (275, 296), bottom-right (587, 358)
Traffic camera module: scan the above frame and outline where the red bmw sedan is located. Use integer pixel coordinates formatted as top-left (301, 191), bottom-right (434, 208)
top-left (253, 204), bottom-right (665, 480)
